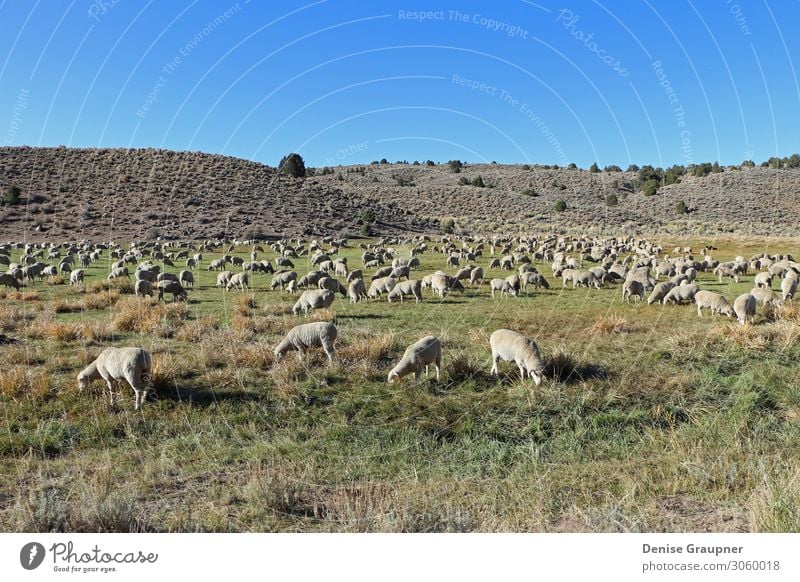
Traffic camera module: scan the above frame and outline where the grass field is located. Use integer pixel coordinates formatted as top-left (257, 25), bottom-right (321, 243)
top-left (1, 237), bottom-right (799, 532)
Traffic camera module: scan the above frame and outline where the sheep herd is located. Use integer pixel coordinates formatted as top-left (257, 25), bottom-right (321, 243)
top-left (2, 233), bottom-right (798, 410)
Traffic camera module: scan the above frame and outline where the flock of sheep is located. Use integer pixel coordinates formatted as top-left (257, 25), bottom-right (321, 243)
top-left (2, 234), bottom-right (797, 409)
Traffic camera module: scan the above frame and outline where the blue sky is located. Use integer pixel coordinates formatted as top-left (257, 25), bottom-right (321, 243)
top-left (1, 0), bottom-right (798, 168)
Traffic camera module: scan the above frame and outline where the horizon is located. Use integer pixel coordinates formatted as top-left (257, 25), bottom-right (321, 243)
top-left (1, 1), bottom-right (799, 169)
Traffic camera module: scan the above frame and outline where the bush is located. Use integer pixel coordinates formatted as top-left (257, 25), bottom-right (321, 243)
top-left (589, 162), bottom-right (600, 173)
top-left (605, 193), bottom-right (618, 207)
top-left (471, 175), bottom-right (485, 187)
top-left (441, 218), bottom-right (455, 234)
top-left (676, 200), bottom-right (689, 214)
top-left (447, 160), bottom-right (463, 173)
top-left (457, 177), bottom-right (470, 186)
top-left (278, 153), bottom-right (306, 178)
top-left (2, 185), bottom-right (21, 206)
top-left (641, 179), bottom-right (659, 196)
top-left (521, 188), bottom-right (538, 197)
top-left (553, 199), bottom-right (567, 212)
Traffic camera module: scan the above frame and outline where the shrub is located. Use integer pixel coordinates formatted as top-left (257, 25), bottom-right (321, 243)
top-left (605, 193), bottom-right (618, 207)
top-left (471, 175), bottom-right (485, 187)
top-left (521, 188), bottom-right (538, 197)
top-left (589, 162), bottom-right (599, 173)
top-left (278, 153), bottom-right (306, 178)
top-left (676, 200), bottom-right (689, 214)
top-left (457, 177), bottom-right (470, 186)
top-left (553, 199), bottom-right (567, 212)
top-left (641, 179), bottom-right (659, 196)
top-left (2, 185), bottom-right (21, 206)
top-left (447, 160), bottom-right (463, 173)
top-left (441, 218), bottom-right (455, 234)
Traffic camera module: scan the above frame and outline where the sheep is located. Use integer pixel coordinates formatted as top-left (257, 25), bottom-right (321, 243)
top-left (469, 266), bottom-right (484, 286)
top-left (108, 266), bottom-right (129, 280)
top-left (69, 269), bottom-right (85, 286)
top-left (715, 265), bottom-right (740, 283)
top-left (292, 289), bottom-right (334, 316)
top-left (749, 287), bottom-right (782, 307)
top-left (318, 276), bottom-right (347, 297)
top-left (429, 273), bottom-right (463, 298)
top-left (134, 279), bottom-right (153, 298)
top-left (490, 278), bottom-right (515, 298)
top-left (179, 270), bottom-right (194, 288)
top-left (136, 269), bottom-right (157, 283)
top-left (647, 281), bottom-right (675, 305)
top-left (621, 279), bottom-right (645, 303)
top-left (489, 329), bottom-right (544, 385)
top-left (157, 280), bottom-right (188, 302)
top-left (216, 271), bottom-right (233, 288)
top-left (207, 258), bottom-right (227, 271)
top-left (781, 275), bottom-right (798, 302)
top-left (226, 271), bottom-right (249, 291)
top-left (694, 290), bottom-right (735, 318)
top-left (387, 279), bottom-right (423, 303)
top-left (367, 276), bottom-right (397, 299)
top-left (0, 272), bottom-right (21, 290)
top-left (388, 336), bottom-right (442, 382)
top-left (274, 321), bottom-right (337, 365)
top-left (372, 266), bottom-right (393, 280)
top-left (572, 270), bottom-right (601, 289)
top-left (77, 347), bottom-right (152, 410)
top-left (271, 270), bottom-right (298, 290)
top-left (754, 272), bottom-right (774, 289)
top-left (156, 272), bottom-right (179, 284)
top-left (348, 278), bottom-right (367, 303)
top-left (662, 283), bottom-right (699, 305)
top-left (286, 279), bottom-right (299, 294)
top-left (346, 269), bottom-right (363, 283)
top-left (733, 293), bottom-right (757, 325)
top-left (522, 272), bottom-right (550, 290)
top-left (298, 270), bottom-right (324, 288)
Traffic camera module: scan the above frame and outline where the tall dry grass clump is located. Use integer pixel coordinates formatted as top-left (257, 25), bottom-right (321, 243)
top-left (112, 297), bottom-right (188, 336)
top-left (585, 315), bottom-right (638, 336)
top-left (83, 290), bottom-right (121, 310)
top-left (0, 366), bottom-right (52, 400)
top-left (87, 278), bottom-right (134, 294)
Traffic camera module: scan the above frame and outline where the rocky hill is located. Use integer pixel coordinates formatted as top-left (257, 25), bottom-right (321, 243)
top-left (1, 146), bottom-right (798, 240)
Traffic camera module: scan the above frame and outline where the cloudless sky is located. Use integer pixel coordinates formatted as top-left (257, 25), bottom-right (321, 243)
top-left (1, 0), bottom-right (798, 168)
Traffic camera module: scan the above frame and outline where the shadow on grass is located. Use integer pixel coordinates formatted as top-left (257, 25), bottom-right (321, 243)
top-left (543, 351), bottom-right (609, 385)
top-left (151, 385), bottom-right (269, 406)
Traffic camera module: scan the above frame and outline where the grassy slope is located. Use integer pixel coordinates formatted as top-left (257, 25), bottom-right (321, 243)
top-left (1, 237), bottom-right (799, 532)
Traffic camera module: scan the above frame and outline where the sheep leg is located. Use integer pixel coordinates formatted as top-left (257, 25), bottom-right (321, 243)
top-left (490, 354), bottom-right (499, 376)
top-left (105, 379), bottom-right (116, 405)
top-left (517, 363), bottom-right (527, 380)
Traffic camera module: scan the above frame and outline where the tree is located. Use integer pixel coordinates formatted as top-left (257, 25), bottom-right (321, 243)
top-left (641, 179), bottom-right (659, 196)
top-left (425, 160), bottom-right (435, 166)
top-left (676, 199), bottom-right (689, 214)
top-left (626, 164), bottom-right (640, 173)
top-left (360, 208), bottom-right (375, 236)
top-left (2, 185), bottom-right (21, 206)
top-left (589, 162), bottom-right (600, 173)
top-left (441, 217), bottom-right (455, 234)
top-left (278, 153), bottom-right (306, 178)
top-left (567, 162), bottom-right (577, 169)
top-left (553, 199), bottom-right (567, 212)
top-left (604, 164), bottom-right (622, 172)
top-left (447, 160), bottom-right (463, 173)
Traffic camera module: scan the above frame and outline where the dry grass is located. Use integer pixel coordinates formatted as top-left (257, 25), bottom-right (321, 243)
top-left (47, 275), bottom-right (65, 285)
top-left (710, 321), bottom-right (800, 351)
top-left (232, 293), bottom-right (258, 316)
top-left (0, 304), bottom-right (35, 331)
top-left (0, 366), bottom-right (52, 400)
top-left (83, 290), bottom-right (121, 310)
top-left (174, 317), bottom-right (219, 343)
top-left (7, 291), bottom-right (40, 302)
top-left (112, 297), bottom-right (188, 336)
top-left (585, 315), bottom-right (638, 336)
top-left (87, 278), bottom-right (134, 295)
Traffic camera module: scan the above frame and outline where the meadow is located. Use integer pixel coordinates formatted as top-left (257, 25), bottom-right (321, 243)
top-left (1, 236), bottom-right (799, 532)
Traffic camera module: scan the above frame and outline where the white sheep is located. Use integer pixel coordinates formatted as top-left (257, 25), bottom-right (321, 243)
top-left (348, 278), bottom-right (367, 303)
top-left (69, 269), bottom-right (85, 286)
top-left (749, 287), bottom-right (782, 307)
top-left (754, 272), bottom-right (773, 289)
top-left (292, 289), bottom-right (335, 316)
top-left (647, 281), bottom-right (675, 305)
top-left (274, 321), bottom-right (337, 365)
top-left (662, 283), bottom-right (699, 305)
top-left (621, 279), bottom-right (644, 303)
top-left (387, 279), bottom-right (423, 303)
top-left (694, 290), bottom-right (735, 318)
top-left (77, 347), bottom-right (153, 410)
top-left (226, 271), bottom-right (249, 291)
top-left (733, 293), bottom-right (756, 325)
top-left (134, 279), bottom-right (153, 298)
top-left (489, 329), bottom-right (544, 385)
top-left (387, 336), bottom-right (442, 383)
top-left (781, 275), bottom-right (797, 302)
top-left (367, 276), bottom-right (397, 299)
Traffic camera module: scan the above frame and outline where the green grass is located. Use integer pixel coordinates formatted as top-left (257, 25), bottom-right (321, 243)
top-left (1, 236), bottom-right (799, 532)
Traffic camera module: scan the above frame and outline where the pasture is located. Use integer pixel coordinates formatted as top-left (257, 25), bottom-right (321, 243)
top-left (1, 237), bottom-right (799, 532)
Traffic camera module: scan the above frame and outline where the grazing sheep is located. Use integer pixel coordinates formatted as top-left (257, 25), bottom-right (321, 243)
top-left (69, 269), bottom-right (85, 286)
top-left (429, 273), bottom-right (463, 298)
top-left (715, 265), bottom-right (740, 283)
top-left (621, 279), bottom-right (645, 303)
top-left (157, 280), bottom-right (188, 302)
top-left (271, 270), bottom-right (298, 290)
top-left (226, 271), bottom-right (249, 291)
top-left (695, 290), bottom-right (735, 318)
top-left (733, 293), bottom-right (757, 325)
top-left (207, 258), bottom-right (227, 271)
top-left (134, 279), bottom-right (153, 298)
top-left (781, 275), bottom-right (797, 302)
top-left (754, 272), bottom-right (774, 289)
top-left (372, 266), bottom-right (393, 280)
top-left (108, 266), bottom-right (129, 280)
top-left (388, 336), bottom-right (442, 382)
top-left (490, 278), bottom-right (515, 298)
top-left (346, 269), bottom-right (363, 283)
top-left (749, 287), bottom-right (782, 307)
top-left (662, 283), bottom-right (699, 305)
top-left (489, 329), bottom-right (544, 385)
top-left (367, 276), bottom-right (398, 299)
top-left (387, 279), bottom-right (423, 303)
top-left (469, 266), bottom-right (484, 286)
top-left (77, 347), bottom-right (152, 410)
top-left (179, 270), bottom-right (194, 288)
top-left (136, 269), bottom-right (157, 283)
top-left (292, 289), bottom-right (335, 316)
top-left (216, 271), bottom-right (233, 288)
top-left (647, 281), bottom-right (675, 305)
top-left (157, 272), bottom-right (179, 284)
top-left (286, 279), bottom-right (299, 294)
top-left (348, 278), bottom-right (367, 303)
top-left (318, 276), bottom-right (347, 297)
top-left (572, 270), bottom-right (601, 289)
top-left (0, 273), bottom-right (21, 290)
top-left (274, 321), bottom-right (337, 365)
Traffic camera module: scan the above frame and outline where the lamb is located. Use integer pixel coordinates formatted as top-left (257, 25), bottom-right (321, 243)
top-left (226, 271), bottom-right (249, 291)
top-left (733, 293), bottom-right (757, 325)
top-left (387, 336), bottom-right (442, 382)
top-left (157, 280), bottom-right (188, 302)
top-left (647, 281), bottom-right (675, 305)
top-left (274, 321), bottom-right (337, 365)
top-left (134, 279), bottom-right (153, 298)
top-left (0, 273), bottom-right (21, 290)
top-left (387, 279), bottom-right (423, 303)
top-left (489, 329), bottom-right (545, 385)
top-left (662, 283), bottom-right (699, 305)
top-left (77, 347), bottom-right (153, 410)
top-left (694, 290), bottom-right (735, 318)
top-left (292, 289), bottom-right (335, 316)
top-left (348, 278), bottom-right (367, 303)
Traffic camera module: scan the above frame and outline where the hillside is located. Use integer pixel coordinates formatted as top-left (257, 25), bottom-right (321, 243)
top-left (2, 147), bottom-right (799, 240)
